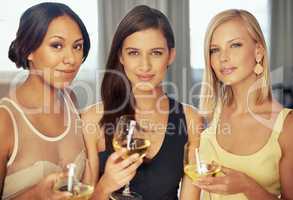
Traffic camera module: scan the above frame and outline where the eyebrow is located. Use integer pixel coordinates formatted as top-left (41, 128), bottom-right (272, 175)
top-left (49, 35), bottom-right (84, 43)
top-left (74, 38), bottom-right (84, 43)
top-left (124, 47), bottom-right (166, 50)
top-left (151, 47), bottom-right (165, 50)
top-left (125, 47), bottom-right (139, 51)
top-left (227, 37), bottom-right (242, 43)
top-left (210, 37), bottom-right (243, 47)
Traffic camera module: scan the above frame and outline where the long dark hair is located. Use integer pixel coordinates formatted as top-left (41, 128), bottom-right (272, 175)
top-left (8, 2), bottom-right (90, 69)
top-left (100, 5), bottom-right (175, 150)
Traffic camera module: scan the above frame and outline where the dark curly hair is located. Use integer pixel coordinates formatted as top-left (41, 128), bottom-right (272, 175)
top-left (8, 2), bottom-right (90, 69)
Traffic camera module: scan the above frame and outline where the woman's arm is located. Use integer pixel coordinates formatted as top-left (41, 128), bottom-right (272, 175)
top-left (92, 150), bottom-right (142, 200)
top-left (0, 108), bottom-right (13, 198)
top-left (80, 102), bottom-right (104, 185)
top-left (278, 111), bottom-right (293, 199)
top-left (180, 176), bottom-right (201, 200)
top-left (180, 104), bottom-right (203, 200)
top-left (183, 104), bottom-right (204, 145)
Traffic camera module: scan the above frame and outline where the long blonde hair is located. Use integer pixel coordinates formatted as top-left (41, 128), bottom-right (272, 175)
top-left (199, 9), bottom-right (272, 119)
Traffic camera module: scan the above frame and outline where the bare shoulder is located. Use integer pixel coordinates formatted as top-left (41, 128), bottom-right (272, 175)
top-left (279, 110), bottom-right (293, 154)
top-left (0, 107), bottom-right (12, 193)
top-left (0, 107), bottom-right (14, 161)
top-left (80, 102), bottom-right (105, 151)
top-left (80, 101), bottom-right (104, 124)
top-left (182, 103), bottom-right (203, 124)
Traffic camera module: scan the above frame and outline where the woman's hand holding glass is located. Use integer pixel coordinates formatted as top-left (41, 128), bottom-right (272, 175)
top-left (34, 172), bottom-right (72, 200)
top-left (183, 142), bottom-right (221, 200)
top-left (97, 149), bottom-right (143, 197)
top-left (184, 142), bottom-right (221, 182)
top-left (110, 115), bottom-right (150, 200)
top-left (195, 166), bottom-right (255, 196)
top-left (53, 163), bottom-right (94, 200)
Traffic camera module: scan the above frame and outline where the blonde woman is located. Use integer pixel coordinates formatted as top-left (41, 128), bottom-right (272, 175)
top-left (180, 9), bottom-right (293, 200)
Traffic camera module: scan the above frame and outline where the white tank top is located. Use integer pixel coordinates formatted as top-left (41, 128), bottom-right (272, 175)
top-left (0, 89), bottom-right (86, 199)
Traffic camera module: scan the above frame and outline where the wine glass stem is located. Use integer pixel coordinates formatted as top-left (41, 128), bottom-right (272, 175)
top-left (208, 192), bottom-right (212, 200)
top-left (122, 182), bottom-right (131, 195)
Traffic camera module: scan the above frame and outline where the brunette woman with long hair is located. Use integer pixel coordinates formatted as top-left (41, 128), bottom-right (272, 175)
top-left (82, 5), bottom-right (202, 200)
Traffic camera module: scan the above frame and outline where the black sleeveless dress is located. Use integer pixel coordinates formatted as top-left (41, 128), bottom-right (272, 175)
top-left (99, 97), bottom-right (188, 200)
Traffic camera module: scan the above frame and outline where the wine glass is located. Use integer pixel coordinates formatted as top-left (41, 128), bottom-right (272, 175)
top-left (183, 142), bottom-right (221, 200)
top-left (110, 115), bottom-right (151, 200)
top-left (54, 163), bottom-right (94, 200)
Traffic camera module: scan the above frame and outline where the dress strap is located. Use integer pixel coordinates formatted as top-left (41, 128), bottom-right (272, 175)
top-left (62, 89), bottom-right (81, 119)
top-left (0, 99), bottom-right (19, 166)
top-left (272, 108), bottom-right (292, 135)
top-left (0, 96), bottom-right (70, 142)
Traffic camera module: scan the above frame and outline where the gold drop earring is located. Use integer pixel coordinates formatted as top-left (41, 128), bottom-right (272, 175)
top-left (254, 59), bottom-right (264, 75)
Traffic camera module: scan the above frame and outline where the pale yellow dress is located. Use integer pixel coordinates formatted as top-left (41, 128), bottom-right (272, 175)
top-left (200, 104), bottom-right (291, 200)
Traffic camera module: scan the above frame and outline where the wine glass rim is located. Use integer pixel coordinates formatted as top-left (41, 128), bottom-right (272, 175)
top-left (118, 114), bottom-right (136, 121)
top-left (117, 114), bottom-right (153, 133)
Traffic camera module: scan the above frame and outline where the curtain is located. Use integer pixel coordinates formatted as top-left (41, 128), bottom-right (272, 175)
top-left (269, 0), bottom-right (293, 107)
top-left (270, 0), bottom-right (293, 85)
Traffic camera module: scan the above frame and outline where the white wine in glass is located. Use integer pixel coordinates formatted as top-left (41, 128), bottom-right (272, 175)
top-left (56, 180), bottom-right (94, 200)
top-left (183, 143), bottom-right (221, 200)
top-left (54, 164), bottom-right (94, 200)
top-left (110, 115), bottom-right (150, 200)
top-left (113, 138), bottom-right (151, 159)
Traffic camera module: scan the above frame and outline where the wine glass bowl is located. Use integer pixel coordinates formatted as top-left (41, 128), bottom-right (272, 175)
top-left (110, 115), bottom-right (150, 200)
top-left (112, 115), bottom-right (150, 159)
top-left (184, 161), bottom-right (221, 182)
top-left (183, 142), bottom-right (221, 200)
top-left (55, 178), bottom-right (94, 200)
top-left (112, 137), bottom-right (151, 159)
top-left (54, 163), bottom-right (94, 200)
